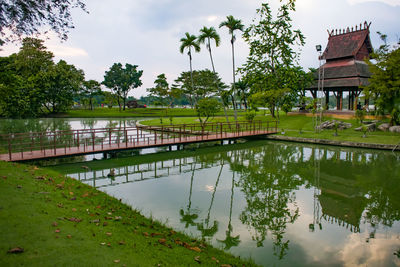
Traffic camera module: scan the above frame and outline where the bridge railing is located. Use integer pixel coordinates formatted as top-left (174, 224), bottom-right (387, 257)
top-left (0, 120), bottom-right (277, 160)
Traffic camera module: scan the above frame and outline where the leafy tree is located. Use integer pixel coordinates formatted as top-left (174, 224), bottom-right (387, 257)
top-left (147, 74), bottom-right (169, 106)
top-left (80, 79), bottom-right (102, 110)
top-left (364, 33), bottom-right (400, 125)
top-left (0, 0), bottom-right (87, 45)
top-left (195, 98), bottom-right (222, 127)
top-left (0, 37), bottom-right (84, 117)
top-left (198, 26), bottom-right (230, 123)
top-left (102, 91), bottom-right (117, 108)
top-left (240, 1), bottom-right (307, 118)
top-left (219, 15), bottom-right (244, 121)
top-left (173, 70), bottom-right (226, 107)
top-left (235, 79), bottom-right (250, 110)
top-left (180, 32), bottom-right (201, 107)
top-left (103, 63), bottom-right (143, 111)
top-left (40, 59), bottom-right (84, 113)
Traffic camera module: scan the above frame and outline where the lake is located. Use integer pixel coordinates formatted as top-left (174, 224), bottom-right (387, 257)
top-left (55, 140), bottom-right (400, 267)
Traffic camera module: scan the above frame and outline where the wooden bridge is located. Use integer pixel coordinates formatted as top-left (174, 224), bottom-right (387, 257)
top-left (0, 120), bottom-right (277, 162)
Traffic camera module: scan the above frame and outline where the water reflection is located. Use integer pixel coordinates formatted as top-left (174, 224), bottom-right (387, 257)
top-left (62, 141), bottom-right (400, 266)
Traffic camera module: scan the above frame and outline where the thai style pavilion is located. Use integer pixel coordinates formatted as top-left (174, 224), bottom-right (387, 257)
top-left (308, 21), bottom-right (373, 110)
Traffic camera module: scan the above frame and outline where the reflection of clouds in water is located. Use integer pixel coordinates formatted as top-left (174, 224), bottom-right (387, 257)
top-left (341, 233), bottom-right (400, 267)
top-left (205, 185), bottom-right (214, 192)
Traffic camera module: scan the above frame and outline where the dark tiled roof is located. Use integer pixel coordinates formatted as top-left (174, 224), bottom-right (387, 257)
top-left (322, 29), bottom-right (371, 60)
top-left (309, 77), bottom-right (370, 89)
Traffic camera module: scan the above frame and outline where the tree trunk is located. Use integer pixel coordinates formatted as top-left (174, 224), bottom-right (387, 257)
top-left (208, 38), bottom-right (230, 124)
top-left (189, 48), bottom-right (196, 108)
top-left (231, 34), bottom-right (238, 121)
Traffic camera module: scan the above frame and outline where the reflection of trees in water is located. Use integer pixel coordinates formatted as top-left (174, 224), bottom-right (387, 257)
top-left (234, 145), bottom-right (302, 259)
top-left (218, 171), bottom-right (240, 250)
top-left (196, 161), bottom-right (223, 242)
top-left (0, 118), bottom-right (73, 151)
top-left (180, 161), bottom-right (199, 228)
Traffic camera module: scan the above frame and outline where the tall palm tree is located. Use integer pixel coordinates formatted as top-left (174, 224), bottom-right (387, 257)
top-left (180, 32), bottom-right (200, 107)
top-left (219, 15), bottom-right (244, 121)
top-left (198, 26), bottom-right (230, 123)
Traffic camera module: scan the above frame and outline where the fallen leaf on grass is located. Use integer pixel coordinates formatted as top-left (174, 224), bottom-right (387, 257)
top-left (66, 235), bottom-right (72, 239)
top-left (194, 256), bottom-right (201, 263)
top-left (143, 232), bottom-right (149, 237)
top-left (7, 247), bottom-right (24, 254)
top-left (151, 233), bottom-right (162, 237)
top-left (2, 176), bottom-right (7, 179)
top-left (91, 219), bottom-right (100, 223)
top-left (113, 259), bottom-right (120, 263)
top-left (57, 203), bottom-right (63, 208)
top-left (68, 217), bottom-right (82, 223)
top-left (55, 229), bottom-right (60, 233)
top-left (17, 185), bottom-right (22, 189)
top-left (119, 241), bottom-right (126, 245)
top-left (114, 216), bottom-right (122, 221)
top-left (69, 191), bottom-right (74, 196)
top-left (211, 257), bottom-right (219, 263)
top-left (106, 232), bottom-right (112, 236)
top-left (100, 242), bottom-right (106, 246)
top-left (81, 192), bottom-right (89, 198)
top-left (220, 265), bottom-right (232, 267)
top-left (189, 246), bottom-right (201, 253)
top-left (103, 222), bottom-right (108, 226)
top-left (52, 222), bottom-right (58, 227)
top-left (158, 239), bottom-right (166, 245)
top-left (72, 208), bottom-right (77, 212)
top-left (35, 176), bottom-right (45, 180)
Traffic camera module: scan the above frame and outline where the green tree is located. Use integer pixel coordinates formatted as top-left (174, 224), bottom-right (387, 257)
top-left (198, 26), bottom-right (230, 123)
top-left (219, 15), bottom-right (244, 121)
top-left (364, 33), bottom-right (400, 125)
top-left (0, 38), bottom-right (84, 117)
top-left (0, 0), bottom-right (87, 45)
top-left (103, 63), bottom-right (143, 111)
top-left (173, 70), bottom-right (225, 107)
top-left (195, 98), bottom-right (222, 127)
top-left (147, 74), bottom-right (170, 107)
top-left (40, 60), bottom-right (84, 113)
top-left (180, 32), bottom-right (201, 107)
top-left (80, 80), bottom-right (102, 110)
top-left (240, 1), bottom-right (306, 118)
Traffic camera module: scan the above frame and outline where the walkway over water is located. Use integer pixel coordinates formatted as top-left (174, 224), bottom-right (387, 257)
top-left (0, 121), bottom-right (277, 162)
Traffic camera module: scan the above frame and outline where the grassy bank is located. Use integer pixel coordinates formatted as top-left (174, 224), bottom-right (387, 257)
top-left (56, 108), bottom-right (247, 118)
top-left (0, 161), bottom-right (257, 266)
top-left (141, 114), bottom-right (400, 145)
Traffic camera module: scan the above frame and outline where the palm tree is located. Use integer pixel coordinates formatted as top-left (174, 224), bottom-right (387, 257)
top-left (198, 26), bottom-right (230, 123)
top-left (219, 15), bottom-right (244, 121)
top-left (180, 32), bottom-right (200, 107)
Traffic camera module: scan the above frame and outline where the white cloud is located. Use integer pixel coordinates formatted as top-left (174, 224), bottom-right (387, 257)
top-left (347, 0), bottom-right (400, 6)
top-left (47, 44), bottom-right (88, 58)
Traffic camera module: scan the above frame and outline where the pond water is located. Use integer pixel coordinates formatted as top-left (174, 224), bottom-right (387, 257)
top-left (57, 140), bottom-right (400, 266)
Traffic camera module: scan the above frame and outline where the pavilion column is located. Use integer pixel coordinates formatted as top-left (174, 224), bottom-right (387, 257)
top-left (339, 92), bottom-right (343, 110)
top-left (325, 90), bottom-right (329, 110)
top-left (348, 91), bottom-right (353, 110)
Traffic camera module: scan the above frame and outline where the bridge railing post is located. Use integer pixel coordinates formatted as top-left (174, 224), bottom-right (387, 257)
top-left (8, 134), bottom-right (12, 161)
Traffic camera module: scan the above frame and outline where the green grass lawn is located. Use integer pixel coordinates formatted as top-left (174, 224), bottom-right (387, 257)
top-left (57, 107), bottom-right (248, 118)
top-left (0, 161), bottom-right (258, 266)
top-left (140, 114), bottom-right (400, 145)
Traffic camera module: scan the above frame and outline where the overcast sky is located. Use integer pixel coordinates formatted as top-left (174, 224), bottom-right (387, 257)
top-left (1, 0), bottom-right (399, 97)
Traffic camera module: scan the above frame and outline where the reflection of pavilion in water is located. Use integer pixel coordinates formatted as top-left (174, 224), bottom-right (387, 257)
top-left (306, 147), bottom-right (368, 234)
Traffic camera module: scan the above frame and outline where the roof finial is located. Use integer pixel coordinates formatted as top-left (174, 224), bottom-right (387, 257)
top-left (355, 25), bottom-right (358, 31)
top-left (339, 29), bottom-right (341, 34)
top-left (346, 27), bottom-right (350, 33)
top-left (351, 27), bottom-right (354, 32)
top-left (360, 23), bottom-right (362, 30)
top-left (335, 29), bottom-right (338, 35)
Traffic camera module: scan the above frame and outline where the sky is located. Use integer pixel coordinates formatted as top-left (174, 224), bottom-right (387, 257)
top-left (1, 0), bottom-right (399, 98)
